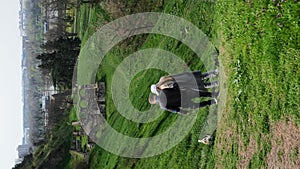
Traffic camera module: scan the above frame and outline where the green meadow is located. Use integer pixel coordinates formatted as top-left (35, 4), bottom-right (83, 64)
top-left (70, 0), bottom-right (300, 168)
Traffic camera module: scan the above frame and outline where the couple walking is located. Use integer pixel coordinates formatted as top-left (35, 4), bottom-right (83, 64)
top-left (148, 69), bottom-right (219, 114)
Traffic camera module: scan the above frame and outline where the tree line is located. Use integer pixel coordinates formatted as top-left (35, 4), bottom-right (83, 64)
top-left (20, 0), bottom-right (81, 151)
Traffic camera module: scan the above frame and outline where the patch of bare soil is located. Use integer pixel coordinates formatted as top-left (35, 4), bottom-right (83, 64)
top-left (214, 115), bottom-right (238, 169)
top-left (267, 118), bottom-right (300, 169)
top-left (238, 135), bottom-right (259, 168)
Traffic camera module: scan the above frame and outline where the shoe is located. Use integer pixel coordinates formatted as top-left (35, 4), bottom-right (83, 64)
top-left (213, 69), bottom-right (219, 75)
top-left (213, 98), bottom-right (218, 105)
top-left (201, 69), bottom-right (219, 80)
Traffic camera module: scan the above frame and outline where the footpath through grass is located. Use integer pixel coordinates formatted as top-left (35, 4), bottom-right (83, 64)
top-left (73, 0), bottom-right (300, 168)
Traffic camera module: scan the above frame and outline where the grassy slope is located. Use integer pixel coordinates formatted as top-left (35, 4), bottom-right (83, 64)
top-left (212, 1), bottom-right (300, 168)
top-left (74, 0), bottom-right (299, 168)
top-left (31, 116), bottom-right (72, 169)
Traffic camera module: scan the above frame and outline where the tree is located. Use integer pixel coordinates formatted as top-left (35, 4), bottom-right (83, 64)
top-left (37, 36), bottom-right (81, 89)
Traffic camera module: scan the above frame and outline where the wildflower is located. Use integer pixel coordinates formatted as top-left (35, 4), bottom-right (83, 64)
top-left (276, 13), bottom-right (282, 18)
top-left (277, 22), bottom-right (282, 27)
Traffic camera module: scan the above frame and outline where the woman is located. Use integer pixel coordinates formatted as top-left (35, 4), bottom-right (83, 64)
top-left (151, 69), bottom-right (219, 95)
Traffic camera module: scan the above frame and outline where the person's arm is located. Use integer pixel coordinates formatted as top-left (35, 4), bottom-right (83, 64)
top-left (161, 106), bottom-right (183, 114)
top-left (162, 107), bottom-right (180, 114)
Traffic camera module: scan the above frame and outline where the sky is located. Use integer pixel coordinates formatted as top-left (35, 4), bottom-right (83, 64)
top-left (0, 1), bottom-right (23, 169)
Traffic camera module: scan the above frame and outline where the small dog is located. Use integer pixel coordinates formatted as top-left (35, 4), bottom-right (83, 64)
top-left (198, 135), bottom-right (211, 145)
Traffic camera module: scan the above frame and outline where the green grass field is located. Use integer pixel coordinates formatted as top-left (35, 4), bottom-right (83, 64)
top-left (72, 0), bottom-right (300, 168)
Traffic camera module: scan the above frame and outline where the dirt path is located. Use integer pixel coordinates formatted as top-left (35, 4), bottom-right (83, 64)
top-left (214, 40), bottom-right (237, 168)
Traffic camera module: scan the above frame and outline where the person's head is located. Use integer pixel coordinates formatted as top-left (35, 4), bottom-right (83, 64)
top-left (148, 95), bottom-right (157, 105)
top-left (150, 84), bottom-right (159, 95)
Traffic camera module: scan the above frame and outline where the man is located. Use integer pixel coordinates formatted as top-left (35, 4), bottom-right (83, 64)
top-left (148, 87), bottom-right (218, 114)
top-left (151, 69), bottom-right (219, 95)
